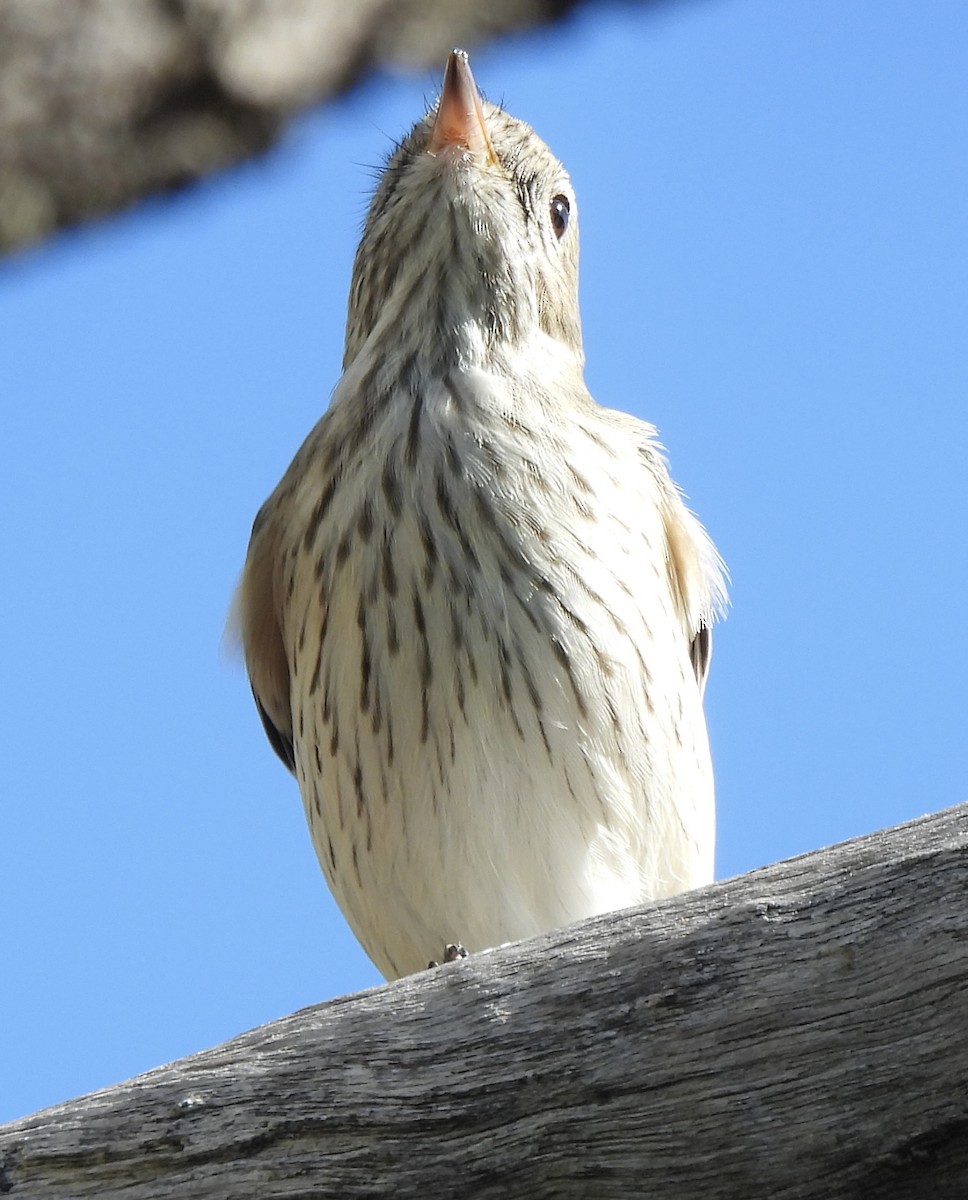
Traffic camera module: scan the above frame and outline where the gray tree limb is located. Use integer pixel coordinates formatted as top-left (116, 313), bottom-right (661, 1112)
top-left (1, 802), bottom-right (966, 1199)
top-left (0, 0), bottom-right (681, 254)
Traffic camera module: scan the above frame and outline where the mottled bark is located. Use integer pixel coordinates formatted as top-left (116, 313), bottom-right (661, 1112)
top-left (0, 0), bottom-right (642, 253)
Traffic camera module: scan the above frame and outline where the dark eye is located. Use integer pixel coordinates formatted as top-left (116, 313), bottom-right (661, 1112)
top-left (550, 194), bottom-right (570, 239)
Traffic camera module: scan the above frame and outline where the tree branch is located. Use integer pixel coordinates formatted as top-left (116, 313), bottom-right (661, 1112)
top-left (0, 0), bottom-right (683, 254)
top-left (2, 803), bottom-right (966, 1198)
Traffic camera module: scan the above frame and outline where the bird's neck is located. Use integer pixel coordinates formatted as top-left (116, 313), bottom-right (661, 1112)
top-left (345, 268), bottom-right (530, 379)
top-left (341, 312), bottom-right (582, 417)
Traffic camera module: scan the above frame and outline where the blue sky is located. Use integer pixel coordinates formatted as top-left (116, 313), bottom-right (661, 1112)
top-left (2, 0), bottom-right (966, 1123)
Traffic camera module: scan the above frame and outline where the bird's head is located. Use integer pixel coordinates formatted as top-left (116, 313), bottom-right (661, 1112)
top-left (344, 50), bottom-right (583, 374)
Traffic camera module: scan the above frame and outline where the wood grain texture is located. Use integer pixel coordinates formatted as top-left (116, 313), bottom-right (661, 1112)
top-left (2, 802), bottom-right (966, 1199)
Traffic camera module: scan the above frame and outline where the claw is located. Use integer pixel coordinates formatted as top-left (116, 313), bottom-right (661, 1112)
top-left (428, 942), bottom-right (468, 968)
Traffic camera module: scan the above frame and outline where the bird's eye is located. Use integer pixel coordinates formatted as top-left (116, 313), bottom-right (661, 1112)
top-left (550, 194), bottom-right (570, 239)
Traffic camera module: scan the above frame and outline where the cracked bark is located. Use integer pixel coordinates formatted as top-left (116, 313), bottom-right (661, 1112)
top-left (1, 803), bottom-right (966, 1199)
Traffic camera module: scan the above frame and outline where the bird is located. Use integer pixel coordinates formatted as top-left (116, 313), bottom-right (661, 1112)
top-left (235, 49), bottom-right (727, 981)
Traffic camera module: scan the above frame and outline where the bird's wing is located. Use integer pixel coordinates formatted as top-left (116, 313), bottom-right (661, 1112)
top-left (234, 508), bottom-right (296, 773)
top-left (662, 496), bottom-right (726, 699)
top-left (689, 620), bottom-right (713, 696)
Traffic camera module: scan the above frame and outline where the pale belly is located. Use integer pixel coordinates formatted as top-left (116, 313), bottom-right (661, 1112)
top-left (285, 430), bottom-right (714, 979)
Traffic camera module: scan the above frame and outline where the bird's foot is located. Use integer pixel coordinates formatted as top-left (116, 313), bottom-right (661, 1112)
top-left (428, 943), bottom-right (468, 969)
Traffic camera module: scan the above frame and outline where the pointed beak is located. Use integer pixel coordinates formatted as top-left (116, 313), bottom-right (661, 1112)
top-left (428, 50), bottom-right (498, 165)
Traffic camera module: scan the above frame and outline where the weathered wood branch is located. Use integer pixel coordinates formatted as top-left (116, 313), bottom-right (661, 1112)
top-left (0, 0), bottom-right (684, 255)
top-left (2, 802), bottom-right (966, 1199)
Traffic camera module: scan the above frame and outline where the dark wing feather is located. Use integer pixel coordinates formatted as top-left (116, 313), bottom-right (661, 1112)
top-left (236, 509), bottom-right (296, 778)
top-left (690, 620), bottom-right (713, 697)
top-left (254, 689), bottom-right (296, 773)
